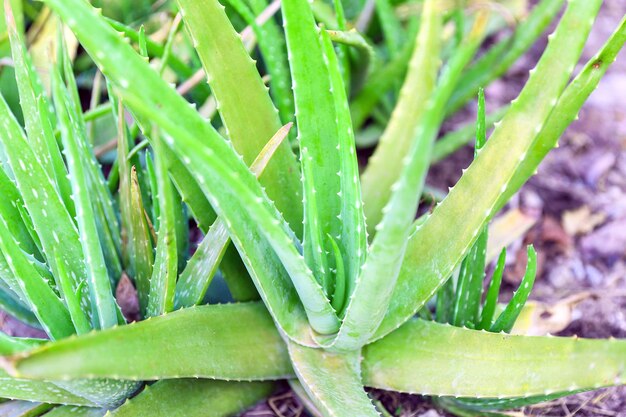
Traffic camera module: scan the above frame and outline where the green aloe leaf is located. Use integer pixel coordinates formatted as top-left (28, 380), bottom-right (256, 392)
top-left (51, 68), bottom-right (118, 330)
top-left (5, 3), bottom-right (74, 218)
top-left (6, 305), bottom-right (626, 400)
top-left (372, 0), bottom-right (603, 341)
top-left (363, 319), bottom-right (626, 398)
top-left (451, 230), bottom-right (487, 328)
top-left (439, 390), bottom-right (585, 413)
top-left (0, 332), bottom-right (44, 356)
top-left (56, 30), bottom-right (122, 284)
top-left (359, 0), bottom-right (442, 235)
top-left (108, 380), bottom-right (273, 417)
top-left (127, 168), bottom-right (154, 317)
top-left (114, 102), bottom-right (154, 318)
top-left (0, 369), bottom-right (98, 407)
top-left (145, 137), bottom-right (178, 318)
top-left (176, 0), bottom-right (302, 233)
top-left (226, 0), bottom-right (294, 127)
top-left (333, 7), bottom-right (489, 351)
top-left (0, 281), bottom-right (39, 328)
top-left (45, 405), bottom-right (105, 417)
top-left (54, 254), bottom-right (91, 335)
top-left (48, 379), bottom-right (139, 409)
top-left (282, 0), bottom-right (343, 289)
top-left (495, 14), bottom-right (626, 212)
top-left (0, 211), bottom-right (74, 340)
top-left (477, 248), bottom-right (506, 330)
top-left (0, 75), bottom-right (91, 331)
top-left (319, 29), bottom-right (366, 310)
top-left (490, 246), bottom-right (537, 333)
top-left (173, 219), bottom-right (227, 309)
top-left (44, 0), bottom-right (336, 338)
top-left (174, 123), bottom-right (292, 308)
top-left (7, 303), bottom-right (292, 381)
top-left (0, 167), bottom-right (38, 258)
top-left (288, 342), bottom-right (379, 416)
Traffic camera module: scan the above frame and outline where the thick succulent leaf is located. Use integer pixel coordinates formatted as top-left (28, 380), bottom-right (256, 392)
top-left (0, 400), bottom-right (52, 417)
top-left (0, 94), bottom-right (91, 328)
top-left (477, 248), bottom-right (506, 330)
top-left (162, 153), bottom-right (215, 233)
top-left (157, 119), bottom-right (338, 334)
top-left (490, 246), bottom-right (537, 333)
top-left (219, 246), bottom-right (260, 302)
top-left (58, 39), bottom-right (123, 285)
top-left (173, 219), bottom-right (228, 309)
top-left (372, 0), bottom-right (603, 341)
top-left (282, 0), bottom-right (343, 285)
top-left (45, 406), bottom-right (106, 417)
top-left (494, 14), bottom-right (626, 211)
top-left (226, 0), bottom-right (294, 126)
top-left (319, 30), bottom-right (366, 309)
top-left (440, 391), bottom-right (585, 412)
top-left (52, 69), bottom-right (118, 330)
top-left (453, 95), bottom-right (489, 327)
top-left (114, 103), bottom-right (154, 317)
top-left (452, 229), bottom-right (487, 328)
top-left (6, 303), bottom-right (292, 381)
top-left (359, 0), bottom-right (442, 235)
top-left (363, 319), bottom-right (626, 398)
top-left (174, 123), bottom-right (292, 309)
top-left (144, 151), bottom-right (158, 227)
top-left (7, 306), bottom-right (626, 400)
top-left (108, 380), bottom-right (273, 417)
top-left (0, 214), bottom-right (74, 340)
top-left (332, 8), bottom-right (489, 351)
top-left (0, 168), bottom-right (38, 258)
top-left (0, 333), bottom-right (44, 356)
top-left (446, 0), bottom-right (565, 113)
top-left (54, 254), bottom-right (91, 335)
top-left (288, 342), bottom-right (379, 417)
top-left (176, 0), bottom-right (302, 233)
top-left (0, 369), bottom-right (98, 406)
top-left (0, 281), bottom-right (39, 328)
top-left (44, 0), bottom-right (335, 339)
top-left (146, 139), bottom-right (178, 318)
top-left (48, 379), bottom-right (140, 409)
top-left (5, 3), bottom-right (74, 217)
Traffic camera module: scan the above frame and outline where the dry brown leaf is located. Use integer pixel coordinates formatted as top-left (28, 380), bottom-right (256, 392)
top-left (487, 208), bottom-right (538, 262)
top-left (562, 206), bottom-right (607, 236)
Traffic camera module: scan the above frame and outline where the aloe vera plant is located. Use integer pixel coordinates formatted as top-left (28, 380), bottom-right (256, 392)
top-left (0, 0), bottom-right (624, 415)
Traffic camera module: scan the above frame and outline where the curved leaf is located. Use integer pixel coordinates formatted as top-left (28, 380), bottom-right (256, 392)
top-left (372, 0), bottom-right (603, 341)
